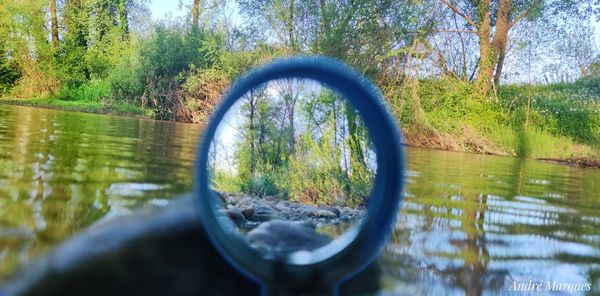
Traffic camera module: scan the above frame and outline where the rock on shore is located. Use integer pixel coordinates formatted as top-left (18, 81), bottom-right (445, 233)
top-left (219, 194), bottom-right (365, 228)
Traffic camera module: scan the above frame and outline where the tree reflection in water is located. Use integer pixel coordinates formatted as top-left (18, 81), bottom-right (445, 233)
top-left (381, 150), bottom-right (600, 295)
top-left (0, 105), bottom-right (199, 278)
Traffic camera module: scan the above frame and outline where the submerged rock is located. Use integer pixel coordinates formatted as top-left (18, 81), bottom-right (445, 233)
top-left (246, 203), bottom-right (277, 222)
top-left (247, 220), bottom-right (331, 258)
top-left (316, 209), bottom-right (337, 219)
top-left (0, 194), bottom-right (380, 295)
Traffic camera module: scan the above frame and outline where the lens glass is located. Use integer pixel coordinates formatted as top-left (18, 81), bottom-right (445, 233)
top-left (208, 78), bottom-right (376, 260)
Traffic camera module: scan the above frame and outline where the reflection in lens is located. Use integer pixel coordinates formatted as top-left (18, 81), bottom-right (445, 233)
top-left (208, 78), bottom-right (376, 259)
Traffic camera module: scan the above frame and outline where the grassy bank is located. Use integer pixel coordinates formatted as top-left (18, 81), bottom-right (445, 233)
top-left (399, 78), bottom-right (600, 166)
top-left (0, 98), bottom-right (152, 118)
top-left (2, 77), bottom-right (599, 168)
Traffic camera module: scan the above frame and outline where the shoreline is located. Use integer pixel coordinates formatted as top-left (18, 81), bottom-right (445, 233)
top-left (0, 98), bottom-right (152, 119)
top-left (2, 98), bottom-right (599, 169)
top-left (403, 141), bottom-right (600, 169)
top-left (535, 157), bottom-right (600, 169)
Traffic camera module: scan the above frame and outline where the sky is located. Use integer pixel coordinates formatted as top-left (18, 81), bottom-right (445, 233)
top-left (148, 0), bottom-right (186, 20)
top-left (148, 0), bottom-right (600, 46)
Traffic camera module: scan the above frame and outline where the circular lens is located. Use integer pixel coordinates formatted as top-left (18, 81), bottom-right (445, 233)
top-left (196, 57), bottom-right (404, 286)
top-left (208, 77), bottom-right (375, 260)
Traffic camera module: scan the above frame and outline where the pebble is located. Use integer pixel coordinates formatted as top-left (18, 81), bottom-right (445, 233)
top-left (241, 206), bottom-right (254, 218)
top-left (218, 193), bottom-right (364, 228)
top-left (316, 209), bottom-right (337, 219)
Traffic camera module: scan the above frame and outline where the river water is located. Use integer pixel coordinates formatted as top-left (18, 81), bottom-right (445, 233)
top-left (0, 104), bottom-right (599, 295)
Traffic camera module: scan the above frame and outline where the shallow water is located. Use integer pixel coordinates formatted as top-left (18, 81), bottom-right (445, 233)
top-left (0, 105), bottom-right (599, 294)
top-left (0, 105), bottom-right (200, 278)
top-left (383, 149), bottom-right (600, 295)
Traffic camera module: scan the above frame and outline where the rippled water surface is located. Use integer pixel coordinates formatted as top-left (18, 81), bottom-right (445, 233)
top-left (1, 105), bottom-right (599, 294)
top-left (383, 149), bottom-right (600, 295)
top-left (0, 105), bottom-right (200, 278)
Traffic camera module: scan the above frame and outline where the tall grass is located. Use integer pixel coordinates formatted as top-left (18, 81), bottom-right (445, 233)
top-left (399, 77), bottom-right (600, 159)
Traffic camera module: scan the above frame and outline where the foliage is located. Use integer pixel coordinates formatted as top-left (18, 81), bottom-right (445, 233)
top-left (209, 81), bottom-right (375, 206)
top-left (106, 54), bottom-right (145, 103)
top-left (287, 127), bottom-right (346, 206)
top-left (0, 97), bottom-right (148, 116)
top-left (212, 170), bottom-right (243, 194)
top-left (54, 80), bottom-right (111, 102)
top-left (499, 82), bottom-right (600, 146)
top-left (0, 48), bottom-right (19, 95)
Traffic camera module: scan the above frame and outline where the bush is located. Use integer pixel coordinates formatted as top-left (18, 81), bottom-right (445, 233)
top-left (0, 52), bottom-right (20, 95)
top-left (243, 172), bottom-right (285, 198)
top-left (499, 83), bottom-right (600, 146)
top-left (107, 60), bottom-right (144, 104)
top-left (286, 126), bottom-right (373, 207)
top-left (287, 132), bottom-right (346, 206)
top-left (54, 79), bottom-right (111, 101)
top-left (212, 171), bottom-right (243, 194)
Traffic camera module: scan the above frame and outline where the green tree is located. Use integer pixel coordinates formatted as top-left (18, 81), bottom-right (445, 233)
top-left (440, 0), bottom-right (595, 95)
top-left (117, 0), bottom-right (129, 39)
top-left (50, 0), bottom-right (59, 49)
top-left (60, 0), bottom-right (91, 86)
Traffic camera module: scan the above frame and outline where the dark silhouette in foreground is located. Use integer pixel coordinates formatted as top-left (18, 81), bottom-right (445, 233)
top-left (1, 194), bottom-right (380, 295)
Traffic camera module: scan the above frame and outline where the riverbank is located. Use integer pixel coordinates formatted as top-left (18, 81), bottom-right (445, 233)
top-left (0, 98), bottom-right (152, 118)
top-left (394, 127), bottom-right (600, 168)
top-left (1, 96), bottom-right (599, 168)
top-left (398, 80), bottom-right (600, 168)
top-left (537, 156), bottom-right (600, 168)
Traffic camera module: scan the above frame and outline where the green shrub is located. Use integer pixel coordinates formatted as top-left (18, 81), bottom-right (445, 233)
top-left (0, 51), bottom-right (20, 95)
top-left (243, 171), bottom-right (285, 198)
top-left (286, 125), bottom-right (374, 207)
top-left (212, 171), bottom-right (243, 194)
top-left (287, 131), bottom-right (346, 206)
top-left (107, 60), bottom-right (144, 103)
top-left (55, 79), bottom-right (111, 101)
top-left (499, 83), bottom-right (600, 146)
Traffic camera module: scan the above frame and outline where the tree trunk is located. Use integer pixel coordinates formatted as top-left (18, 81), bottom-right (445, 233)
top-left (492, 0), bottom-right (512, 87)
top-left (274, 111), bottom-right (287, 169)
top-left (248, 92), bottom-right (257, 176)
top-left (192, 0), bottom-right (200, 30)
top-left (118, 0), bottom-right (129, 40)
top-left (288, 0), bottom-right (296, 50)
top-left (332, 99), bottom-right (337, 148)
top-left (288, 103), bottom-right (295, 154)
top-left (493, 47), bottom-right (507, 87)
top-left (50, 0), bottom-right (59, 49)
top-left (345, 104), bottom-right (365, 169)
top-left (474, 0), bottom-right (495, 97)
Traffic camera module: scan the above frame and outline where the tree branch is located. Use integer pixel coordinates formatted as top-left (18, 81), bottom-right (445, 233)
top-left (403, 29), bottom-right (477, 35)
top-left (435, 29), bottom-right (478, 34)
top-left (440, 0), bottom-right (478, 29)
top-left (509, 0), bottom-right (541, 29)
